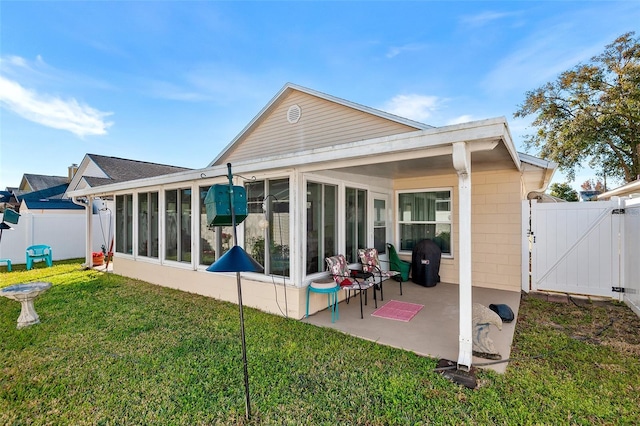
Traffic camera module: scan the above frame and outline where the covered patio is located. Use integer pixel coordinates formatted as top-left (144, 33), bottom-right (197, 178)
top-left (302, 280), bottom-right (520, 374)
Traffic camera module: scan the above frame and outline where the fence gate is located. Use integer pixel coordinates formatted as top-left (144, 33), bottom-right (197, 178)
top-left (526, 199), bottom-right (622, 298)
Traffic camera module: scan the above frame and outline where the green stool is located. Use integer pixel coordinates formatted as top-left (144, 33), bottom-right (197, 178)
top-left (306, 279), bottom-right (340, 323)
top-left (0, 259), bottom-right (11, 271)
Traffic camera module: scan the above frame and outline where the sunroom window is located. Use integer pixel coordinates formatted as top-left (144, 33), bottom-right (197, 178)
top-left (165, 188), bottom-right (191, 263)
top-left (345, 187), bottom-right (367, 263)
top-left (115, 194), bottom-right (133, 255)
top-left (306, 182), bottom-right (337, 274)
top-left (398, 190), bottom-right (451, 255)
top-left (137, 192), bottom-right (159, 258)
top-left (244, 178), bottom-right (290, 276)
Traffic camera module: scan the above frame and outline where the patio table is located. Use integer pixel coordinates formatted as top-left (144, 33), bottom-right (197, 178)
top-left (306, 279), bottom-right (340, 323)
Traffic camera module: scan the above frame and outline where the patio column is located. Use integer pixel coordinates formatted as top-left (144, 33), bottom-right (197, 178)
top-left (452, 142), bottom-right (473, 370)
top-left (86, 196), bottom-right (94, 268)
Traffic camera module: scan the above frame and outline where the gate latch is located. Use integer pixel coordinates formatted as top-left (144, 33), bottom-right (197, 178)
top-left (612, 287), bottom-right (625, 293)
top-left (612, 209), bottom-right (625, 215)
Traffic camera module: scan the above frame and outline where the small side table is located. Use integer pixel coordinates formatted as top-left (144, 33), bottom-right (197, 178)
top-left (306, 279), bottom-right (340, 323)
top-left (0, 282), bottom-right (52, 329)
top-left (0, 258), bottom-right (11, 271)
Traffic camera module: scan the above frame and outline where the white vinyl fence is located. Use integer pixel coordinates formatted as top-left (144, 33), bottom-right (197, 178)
top-left (525, 196), bottom-right (640, 311)
top-left (0, 211), bottom-right (113, 265)
top-left (622, 197), bottom-right (640, 316)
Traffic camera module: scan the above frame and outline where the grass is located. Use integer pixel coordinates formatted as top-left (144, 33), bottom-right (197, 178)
top-left (2, 260), bottom-right (640, 425)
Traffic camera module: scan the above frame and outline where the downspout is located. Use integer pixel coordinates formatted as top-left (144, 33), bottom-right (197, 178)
top-left (452, 142), bottom-right (473, 370)
top-left (71, 196), bottom-right (93, 268)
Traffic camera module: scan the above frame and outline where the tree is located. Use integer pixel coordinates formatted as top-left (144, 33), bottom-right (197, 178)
top-left (580, 179), bottom-right (605, 192)
top-left (549, 182), bottom-right (579, 202)
top-left (515, 32), bottom-right (640, 183)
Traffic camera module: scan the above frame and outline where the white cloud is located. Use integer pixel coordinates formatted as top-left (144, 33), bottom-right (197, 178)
top-left (382, 94), bottom-right (442, 122)
top-left (459, 11), bottom-right (517, 27)
top-left (386, 43), bottom-right (427, 59)
top-left (0, 76), bottom-right (113, 137)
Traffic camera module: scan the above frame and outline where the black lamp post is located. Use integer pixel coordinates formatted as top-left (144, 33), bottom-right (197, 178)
top-left (206, 163), bottom-right (263, 420)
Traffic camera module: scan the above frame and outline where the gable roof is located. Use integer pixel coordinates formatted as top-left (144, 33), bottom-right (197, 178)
top-left (67, 154), bottom-right (192, 192)
top-left (210, 83), bottom-right (433, 166)
top-left (87, 154), bottom-right (191, 183)
top-left (19, 174), bottom-right (69, 192)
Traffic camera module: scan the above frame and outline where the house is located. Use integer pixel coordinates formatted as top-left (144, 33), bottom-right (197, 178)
top-left (65, 154), bottom-right (192, 266)
top-left (0, 190), bottom-right (19, 212)
top-left (14, 171), bottom-right (83, 214)
top-left (67, 154), bottom-right (192, 192)
top-left (0, 157), bottom-right (191, 266)
top-left (0, 169), bottom-right (86, 262)
top-left (67, 83), bottom-right (556, 368)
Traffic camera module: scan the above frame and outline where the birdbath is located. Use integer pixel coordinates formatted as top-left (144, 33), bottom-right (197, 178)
top-left (1, 282), bottom-right (52, 329)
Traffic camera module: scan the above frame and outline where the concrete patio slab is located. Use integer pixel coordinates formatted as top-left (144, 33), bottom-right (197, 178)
top-left (302, 280), bottom-right (521, 373)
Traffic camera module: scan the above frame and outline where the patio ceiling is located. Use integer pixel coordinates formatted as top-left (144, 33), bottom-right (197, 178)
top-left (326, 141), bottom-right (516, 180)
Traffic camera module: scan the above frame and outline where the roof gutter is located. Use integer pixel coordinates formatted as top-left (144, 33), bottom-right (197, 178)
top-left (597, 179), bottom-right (640, 200)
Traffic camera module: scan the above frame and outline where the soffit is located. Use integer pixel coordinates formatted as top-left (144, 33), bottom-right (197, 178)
top-left (312, 138), bottom-right (516, 180)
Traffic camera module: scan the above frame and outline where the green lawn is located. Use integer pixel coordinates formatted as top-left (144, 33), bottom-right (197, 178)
top-left (2, 260), bottom-right (639, 425)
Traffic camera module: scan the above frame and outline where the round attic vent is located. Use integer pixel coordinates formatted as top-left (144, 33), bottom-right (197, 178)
top-left (287, 104), bottom-right (301, 124)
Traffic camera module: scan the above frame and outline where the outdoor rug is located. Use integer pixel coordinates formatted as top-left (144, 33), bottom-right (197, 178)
top-left (371, 300), bottom-right (424, 322)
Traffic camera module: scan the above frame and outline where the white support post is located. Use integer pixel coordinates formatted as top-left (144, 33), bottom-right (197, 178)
top-left (86, 196), bottom-right (93, 268)
top-left (452, 142), bottom-right (473, 370)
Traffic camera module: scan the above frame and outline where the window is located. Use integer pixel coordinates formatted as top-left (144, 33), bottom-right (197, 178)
top-left (398, 190), bottom-right (451, 254)
top-left (244, 179), bottom-right (290, 276)
top-left (138, 192), bottom-right (159, 258)
top-left (115, 194), bottom-right (133, 254)
top-left (198, 186), bottom-right (233, 266)
top-left (373, 198), bottom-right (387, 254)
top-left (165, 188), bottom-right (191, 263)
top-left (306, 182), bottom-right (337, 274)
top-left (345, 187), bottom-right (367, 263)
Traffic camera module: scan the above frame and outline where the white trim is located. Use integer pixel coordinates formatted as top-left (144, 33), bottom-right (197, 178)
top-left (518, 152), bottom-right (557, 169)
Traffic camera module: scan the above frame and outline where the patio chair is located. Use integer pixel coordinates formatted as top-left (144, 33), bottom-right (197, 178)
top-left (325, 254), bottom-right (377, 319)
top-left (357, 248), bottom-right (401, 300)
top-left (387, 243), bottom-right (411, 282)
top-left (26, 244), bottom-right (53, 270)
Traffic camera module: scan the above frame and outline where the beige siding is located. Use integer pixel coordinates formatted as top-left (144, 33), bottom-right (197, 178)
top-left (114, 257), bottom-right (311, 319)
top-left (394, 169), bottom-right (525, 292)
top-left (221, 91), bottom-right (419, 164)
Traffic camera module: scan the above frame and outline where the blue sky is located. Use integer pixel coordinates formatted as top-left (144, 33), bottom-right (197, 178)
top-left (1, 1), bottom-right (638, 190)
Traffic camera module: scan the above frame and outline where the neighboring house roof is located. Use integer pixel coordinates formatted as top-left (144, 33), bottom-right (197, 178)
top-left (16, 184), bottom-right (69, 201)
top-left (19, 174), bottom-right (69, 192)
top-left (210, 82), bottom-right (434, 167)
top-left (67, 154), bottom-right (192, 193)
top-left (596, 178), bottom-right (640, 200)
top-left (21, 198), bottom-right (84, 211)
